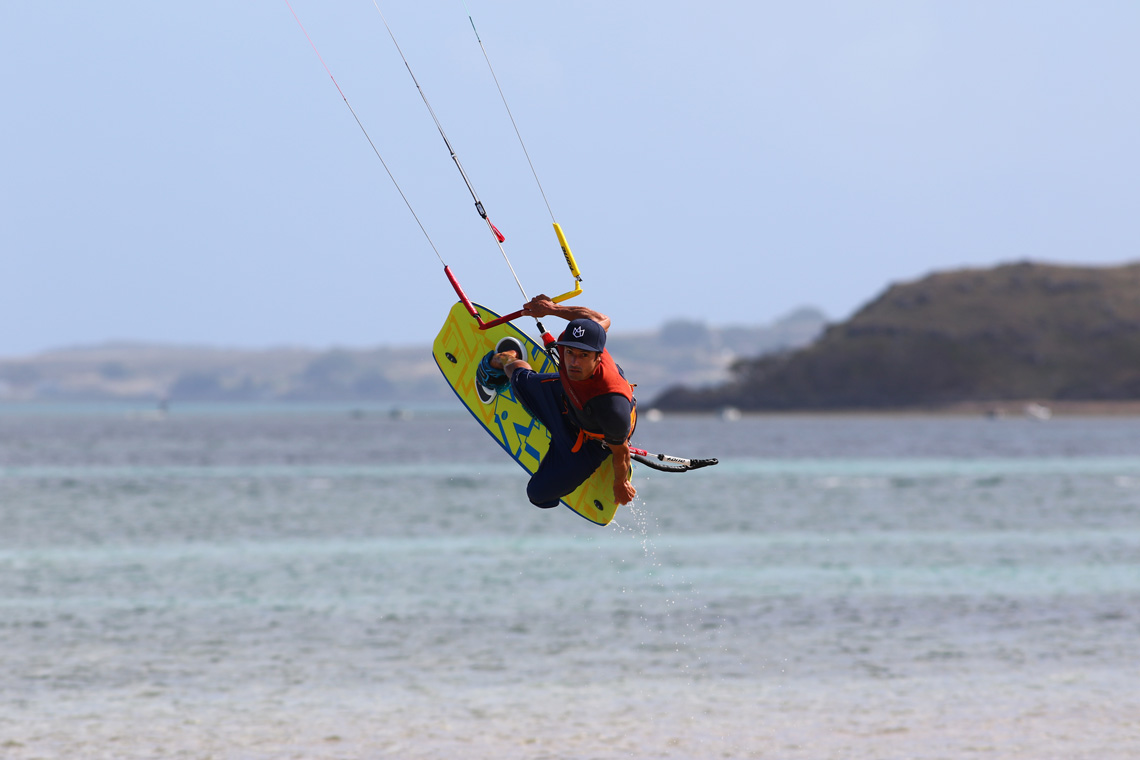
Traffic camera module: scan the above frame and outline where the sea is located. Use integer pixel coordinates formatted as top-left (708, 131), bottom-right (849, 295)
top-left (1, 404), bottom-right (1138, 760)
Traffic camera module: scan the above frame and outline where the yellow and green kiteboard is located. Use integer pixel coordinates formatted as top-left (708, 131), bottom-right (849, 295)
top-left (432, 301), bottom-right (623, 525)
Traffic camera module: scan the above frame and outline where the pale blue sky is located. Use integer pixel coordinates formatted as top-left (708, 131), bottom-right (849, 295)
top-left (3, 2), bottom-right (1138, 356)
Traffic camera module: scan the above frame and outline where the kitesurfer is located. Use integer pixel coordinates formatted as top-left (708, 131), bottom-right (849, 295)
top-left (479, 295), bottom-right (637, 508)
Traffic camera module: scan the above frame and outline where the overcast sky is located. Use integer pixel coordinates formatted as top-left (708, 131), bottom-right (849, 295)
top-left (3, 1), bottom-right (1137, 356)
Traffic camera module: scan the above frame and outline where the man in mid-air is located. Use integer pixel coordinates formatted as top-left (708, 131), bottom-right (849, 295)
top-left (478, 295), bottom-right (637, 508)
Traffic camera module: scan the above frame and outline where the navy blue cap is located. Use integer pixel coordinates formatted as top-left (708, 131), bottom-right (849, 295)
top-left (554, 318), bottom-right (606, 353)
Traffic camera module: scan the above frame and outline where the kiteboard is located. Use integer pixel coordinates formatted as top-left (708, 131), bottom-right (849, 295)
top-left (432, 300), bottom-right (624, 526)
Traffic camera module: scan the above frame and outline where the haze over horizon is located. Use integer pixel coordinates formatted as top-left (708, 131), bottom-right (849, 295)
top-left (4, 305), bottom-right (828, 358)
top-left (4, 2), bottom-right (1138, 356)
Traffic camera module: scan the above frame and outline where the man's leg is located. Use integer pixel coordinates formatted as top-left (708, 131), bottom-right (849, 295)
top-left (509, 369), bottom-right (610, 508)
top-left (526, 441), bottom-right (609, 508)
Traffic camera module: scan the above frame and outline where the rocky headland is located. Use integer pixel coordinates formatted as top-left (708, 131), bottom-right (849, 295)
top-left (653, 261), bottom-right (1140, 411)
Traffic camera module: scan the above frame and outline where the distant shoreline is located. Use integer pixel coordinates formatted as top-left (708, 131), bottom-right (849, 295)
top-left (1, 398), bottom-right (1137, 418)
top-left (911, 400), bottom-right (1140, 417)
top-left (641, 399), bottom-right (1140, 417)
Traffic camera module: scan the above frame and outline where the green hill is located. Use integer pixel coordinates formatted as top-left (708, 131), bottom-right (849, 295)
top-left (653, 261), bottom-right (1140, 411)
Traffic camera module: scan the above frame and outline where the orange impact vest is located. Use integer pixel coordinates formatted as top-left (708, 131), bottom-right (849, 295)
top-left (557, 347), bottom-right (637, 452)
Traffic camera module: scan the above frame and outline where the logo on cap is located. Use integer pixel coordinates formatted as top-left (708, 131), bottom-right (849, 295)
top-left (573, 326), bottom-right (586, 338)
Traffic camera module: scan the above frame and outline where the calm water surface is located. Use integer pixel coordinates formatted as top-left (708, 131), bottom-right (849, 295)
top-left (1, 407), bottom-right (1138, 759)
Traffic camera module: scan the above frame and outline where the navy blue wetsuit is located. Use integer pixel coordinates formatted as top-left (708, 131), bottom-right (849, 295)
top-left (509, 368), bottom-right (634, 508)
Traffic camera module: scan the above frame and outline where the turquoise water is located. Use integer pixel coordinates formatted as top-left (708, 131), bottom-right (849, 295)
top-left (1, 409), bottom-right (1138, 758)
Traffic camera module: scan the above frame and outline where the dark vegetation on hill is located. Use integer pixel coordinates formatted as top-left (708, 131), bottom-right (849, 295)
top-left (653, 261), bottom-right (1140, 411)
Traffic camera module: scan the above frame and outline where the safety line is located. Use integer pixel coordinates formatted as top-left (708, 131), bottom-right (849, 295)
top-left (369, 0), bottom-right (530, 304)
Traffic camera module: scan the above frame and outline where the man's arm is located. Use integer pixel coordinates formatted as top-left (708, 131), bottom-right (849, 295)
top-left (522, 295), bottom-right (611, 332)
top-left (608, 442), bottom-right (637, 505)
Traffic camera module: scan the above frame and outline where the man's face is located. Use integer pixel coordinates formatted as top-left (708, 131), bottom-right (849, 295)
top-left (563, 347), bottom-right (602, 382)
